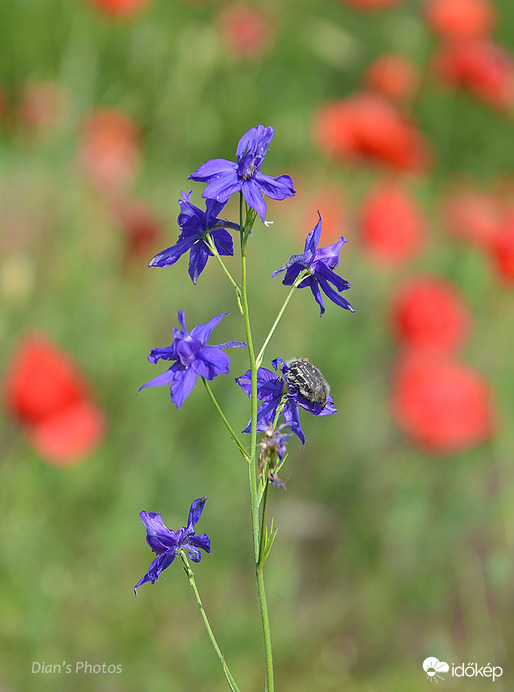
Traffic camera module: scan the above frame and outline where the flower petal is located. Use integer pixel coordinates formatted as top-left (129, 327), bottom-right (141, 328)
top-left (190, 532), bottom-right (211, 553)
top-left (134, 549), bottom-right (177, 595)
top-left (254, 172), bottom-right (295, 201)
top-left (318, 276), bottom-right (355, 312)
top-left (242, 181), bottom-right (267, 222)
top-left (282, 400), bottom-right (305, 445)
top-left (148, 235), bottom-right (196, 268)
top-left (315, 263), bottom-right (351, 292)
top-left (169, 367), bottom-right (198, 409)
top-left (203, 171), bottom-right (241, 204)
top-left (140, 511), bottom-right (179, 554)
top-left (212, 229), bottom-right (234, 257)
top-left (190, 312), bottom-right (228, 346)
top-left (314, 236), bottom-right (348, 269)
top-left (187, 497), bottom-right (207, 530)
top-left (138, 367), bottom-right (176, 392)
top-left (305, 277), bottom-right (326, 315)
top-left (189, 158), bottom-right (237, 182)
top-left (214, 340), bottom-right (246, 349)
top-left (177, 310), bottom-right (188, 333)
top-left (237, 125), bottom-right (274, 160)
top-left (303, 213), bottom-right (323, 259)
top-left (192, 346), bottom-right (231, 379)
top-left (186, 546), bottom-right (202, 562)
top-left (147, 345), bottom-right (176, 364)
top-left (187, 243), bottom-right (211, 285)
top-left (236, 367), bottom-right (283, 401)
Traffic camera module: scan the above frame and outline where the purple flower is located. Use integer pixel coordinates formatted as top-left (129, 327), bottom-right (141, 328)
top-left (272, 213), bottom-right (354, 316)
top-left (149, 191), bottom-right (235, 284)
top-left (139, 310), bottom-right (246, 408)
top-left (134, 497), bottom-right (210, 595)
top-left (236, 358), bottom-right (336, 446)
top-left (189, 125), bottom-right (295, 223)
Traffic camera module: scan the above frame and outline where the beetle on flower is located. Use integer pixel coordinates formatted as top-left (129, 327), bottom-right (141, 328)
top-left (236, 357), bottom-right (337, 446)
top-left (139, 310), bottom-right (246, 408)
top-left (189, 124), bottom-right (295, 223)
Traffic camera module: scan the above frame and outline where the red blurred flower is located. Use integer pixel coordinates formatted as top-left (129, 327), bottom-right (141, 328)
top-left (20, 80), bottom-right (70, 135)
top-left (489, 210), bottom-right (514, 283)
top-left (78, 108), bottom-right (140, 194)
top-left (425, 0), bottom-right (495, 40)
top-left (359, 182), bottom-right (426, 265)
top-left (390, 353), bottom-right (495, 453)
top-left (391, 277), bottom-right (471, 353)
top-left (434, 40), bottom-right (514, 110)
top-left (218, 4), bottom-right (273, 59)
top-left (88, 0), bottom-right (150, 19)
top-left (314, 93), bottom-right (430, 172)
top-left (3, 334), bottom-right (106, 465)
top-left (111, 197), bottom-right (163, 263)
top-left (443, 189), bottom-right (504, 249)
top-left (364, 54), bottom-right (418, 102)
top-left (338, 0), bottom-right (404, 9)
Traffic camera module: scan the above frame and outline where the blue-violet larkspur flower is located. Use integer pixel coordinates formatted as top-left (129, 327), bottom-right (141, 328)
top-left (272, 212), bottom-right (354, 315)
top-left (236, 358), bottom-right (336, 446)
top-left (189, 125), bottom-right (295, 223)
top-left (149, 191), bottom-right (236, 284)
top-left (139, 310), bottom-right (246, 408)
top-left (134, 497), bottom-right (210, 595)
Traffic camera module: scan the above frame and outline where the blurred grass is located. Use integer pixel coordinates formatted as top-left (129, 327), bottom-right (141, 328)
top-left (1, 0), bottom-right (514, 691)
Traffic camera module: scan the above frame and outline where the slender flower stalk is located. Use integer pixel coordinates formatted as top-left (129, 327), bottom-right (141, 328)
top-left (238, 193), bottom-right (275, 692)
top-left (202, 378), bottom-right (250, 463)
top-left (256, 271), bottom-right (309, 369)
top-left (203, 233), bottom-right (243, 304)
top-left (179, 552), bottom-right (241, 692)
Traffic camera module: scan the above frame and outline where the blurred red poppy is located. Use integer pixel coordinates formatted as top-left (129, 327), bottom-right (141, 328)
top-left (359, 182), bottom-right (426, 265)
top-left (78, 109), bottom-right (140, 194)
top-left (88, 0), bottom-right (150, 19)
top-left (425, 0), bottom-right (495, 40)
top-left (364, 54), bottom-right (418, 102)
top-left (391, 277), bottom-right (471, 353)
top-left (3, 334), bottom-right (106, 465)
top-left (443, 189), bottom-right (504, 250)
top-left (20, 80), bottom-right (70, 135)
top-left (314, 93), bottom-right (430, 172)
top-left (390, 353), bottom-right (496, 453)
top-left (338, 0), bottom-right (404, 9)
top-left (218, 4), bottom-right (273, 59)
top-left (489, 209), bottom-right (514, 283)
top-left (434, 40), bottom-right (514, 111)
top-left (111, 197), bottom-right (163, 263)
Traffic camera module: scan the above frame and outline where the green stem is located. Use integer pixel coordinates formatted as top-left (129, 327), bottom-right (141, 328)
top-left (239, 194), bottom-right (274, 692)
top-left (204, 234), bottom-right (243, 313)
top-left (256, 271), bottom-right (309, 369)
top-left (202, 378), bottom-right (250, 464)
top-left (179, 553), bottom-right (241, 692)
top-left (258, 479), bottom-right (271, 567)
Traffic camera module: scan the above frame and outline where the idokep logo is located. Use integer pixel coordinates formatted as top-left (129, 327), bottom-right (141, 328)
top-left (423, 657), bottom-right (449, 683)
top-left (422, 657), bottom-right (504, 683)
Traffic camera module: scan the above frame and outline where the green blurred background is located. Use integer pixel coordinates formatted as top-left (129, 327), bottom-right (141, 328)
top-left (1, 0), bottom-right (513, 690)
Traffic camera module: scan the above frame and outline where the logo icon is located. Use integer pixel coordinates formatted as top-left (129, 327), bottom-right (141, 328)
top-left (423, 657), bottom-right (449, 683)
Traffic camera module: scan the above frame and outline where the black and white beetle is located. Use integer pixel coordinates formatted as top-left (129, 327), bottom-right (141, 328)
top-left (282, 358), bottom-right (331, 409)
